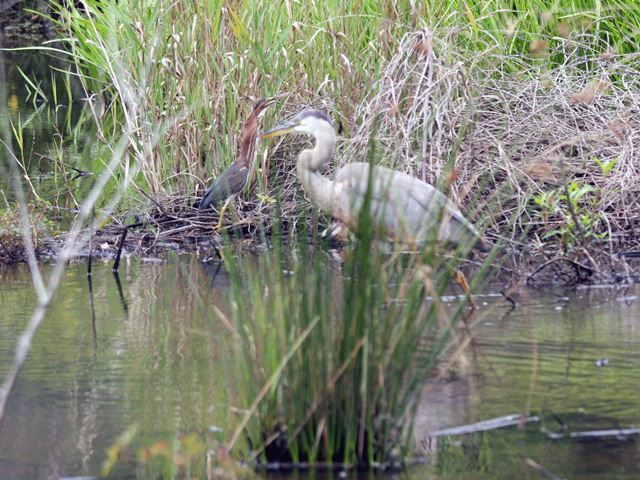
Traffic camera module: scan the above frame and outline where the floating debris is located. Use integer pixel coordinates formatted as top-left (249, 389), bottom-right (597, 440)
top-left (545, 427), bottom-right (640, 441)
top-left (426, 413), bottom-right (540, 437)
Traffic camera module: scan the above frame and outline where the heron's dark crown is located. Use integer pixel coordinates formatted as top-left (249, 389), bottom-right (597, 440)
top-left (297, 109), bottom-right (333, 127)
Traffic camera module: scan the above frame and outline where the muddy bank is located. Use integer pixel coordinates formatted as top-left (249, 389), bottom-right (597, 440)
top-left (4, 196), bottom-right (637, 288)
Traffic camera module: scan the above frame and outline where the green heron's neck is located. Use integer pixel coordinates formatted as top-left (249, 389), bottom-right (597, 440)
top-left (237, 119), bottom-right (260, 168)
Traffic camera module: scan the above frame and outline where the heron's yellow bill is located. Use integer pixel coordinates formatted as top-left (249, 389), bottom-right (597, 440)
top-left (261, 121), bottom-right (297, 139)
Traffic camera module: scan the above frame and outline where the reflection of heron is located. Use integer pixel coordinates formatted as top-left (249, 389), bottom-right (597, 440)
top-left (199, 96), bottom-right (279, 230)
top-left (262, 109), bottom-right (488, 251)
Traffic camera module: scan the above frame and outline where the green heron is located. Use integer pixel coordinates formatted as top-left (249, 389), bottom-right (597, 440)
top-left (261, 109), bottom-right (488, 251)
top-left (199, 96), bottom-right (279, 230)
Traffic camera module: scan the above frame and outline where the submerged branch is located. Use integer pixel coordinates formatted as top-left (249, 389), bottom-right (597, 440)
top-left (424, 413), bottom-right (540, 438)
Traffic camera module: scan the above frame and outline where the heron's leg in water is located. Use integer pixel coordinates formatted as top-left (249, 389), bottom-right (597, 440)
top-left (215, 198), bottom-right (232, 231)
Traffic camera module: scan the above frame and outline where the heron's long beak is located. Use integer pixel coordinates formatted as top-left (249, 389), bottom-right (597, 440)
top-left (263, 92), bottom-right (289, 106)
top-left (261, 119), bottom-right (298, 139)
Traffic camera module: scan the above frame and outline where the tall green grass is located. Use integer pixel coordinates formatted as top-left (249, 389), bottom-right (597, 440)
top-left (44, 0), bottom-right (412, 196)
top-left (224, 234), bottom-right (469, 467)
top-left (45, 0), bottom-right (639, 199)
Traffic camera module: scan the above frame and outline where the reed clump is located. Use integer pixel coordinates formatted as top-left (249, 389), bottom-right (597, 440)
top-left (222, 207), bottom-right (482, 468)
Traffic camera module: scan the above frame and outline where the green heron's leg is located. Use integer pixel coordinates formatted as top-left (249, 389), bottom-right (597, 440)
top-left (215, 198), bottom-right (231, 231)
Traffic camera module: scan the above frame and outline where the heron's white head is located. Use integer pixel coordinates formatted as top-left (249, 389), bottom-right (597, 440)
top-left (261, 109), bottom-right (336, 172)
top-left (261, 109), bottom-right (334, 140)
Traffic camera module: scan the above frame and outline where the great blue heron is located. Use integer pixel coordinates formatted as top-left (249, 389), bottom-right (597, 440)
top-left (199, 96), bottom-right (279, 230)
top-left (262, 109), bottom-right (488, 252)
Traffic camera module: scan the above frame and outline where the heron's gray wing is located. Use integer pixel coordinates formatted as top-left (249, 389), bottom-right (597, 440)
top-left (334, 163), bottom-right (432, 238)
top-left (401, 176), bottom-right (481, 238)
top-left (334, 163), bottom-right (479, 244)
top-left (199, 163), bottom-right (249, 209)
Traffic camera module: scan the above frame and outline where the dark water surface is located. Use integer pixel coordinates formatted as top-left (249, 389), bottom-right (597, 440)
top-left (1, 45), bottom-right (98, 210)
top-left (1, 255), bottom-right (639, 479)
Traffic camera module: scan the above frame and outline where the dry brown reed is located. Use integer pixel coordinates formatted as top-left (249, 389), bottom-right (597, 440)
top-left (467, 36), bottom-right (640, 242)
top-left (344, 29), bottom-right (470, 182)
top-left (335, 29), bottom-right (639, 282)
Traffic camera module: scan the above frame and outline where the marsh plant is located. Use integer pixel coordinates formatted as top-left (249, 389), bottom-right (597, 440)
top-left (23, 1), bottom-right (635, 268)
top-left (221, 181), bottom-right (487, 468)
top-left (44, 0), bottom-right (640, 199)
top-left (533, 180), bottom-right (605, 251)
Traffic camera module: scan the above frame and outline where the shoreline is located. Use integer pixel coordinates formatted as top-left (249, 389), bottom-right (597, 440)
top-left (3, 200), bottom-right (638, 287)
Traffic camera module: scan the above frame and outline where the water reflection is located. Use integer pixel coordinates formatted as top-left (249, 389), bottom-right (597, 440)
top-left (1, 47), bottom-right (98, 212)
top-left (0, 256), bottom-right (639, 479)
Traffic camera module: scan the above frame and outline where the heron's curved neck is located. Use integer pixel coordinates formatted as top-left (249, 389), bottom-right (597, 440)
top-left (297, 127), bottom-right (337, 215)
top-left (302, 126), bottom-right (336, 171)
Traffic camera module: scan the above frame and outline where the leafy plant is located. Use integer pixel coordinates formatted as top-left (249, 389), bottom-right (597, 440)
top-left (594, 156), bottom-right (618, 177)
top-left (533, 180), bottom-right (605, 250)
top-left (101, 425), bottom-right (207, 479)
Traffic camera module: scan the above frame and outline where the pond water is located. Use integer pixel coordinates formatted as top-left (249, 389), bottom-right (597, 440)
top-left (1, 255), bottom-right (639, 479)
top-left (1, 45), bottom-right (97, 209)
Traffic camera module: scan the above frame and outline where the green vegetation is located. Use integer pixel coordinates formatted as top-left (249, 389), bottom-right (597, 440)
top-left (101, 425), bottom-right (208, 479)
top-left (533, 180), bottom-right (605, 251)
top-left (42, 0), bottom-right (639, 196)
top-left (0, 203), bottom-right (53, 263)
top-left (222, 201), bottom-right (486, 466)
top-left (22, 0), bottom-right (633, 263)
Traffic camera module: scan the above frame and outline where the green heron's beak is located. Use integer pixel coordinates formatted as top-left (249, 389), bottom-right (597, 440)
top-left (261, 119), bottom-right (298, 139)
top-left (252, 92), bottom-right (289, 111)
top-left (263, 92), bottom-right (289, 106)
